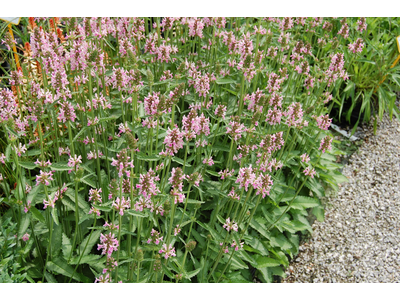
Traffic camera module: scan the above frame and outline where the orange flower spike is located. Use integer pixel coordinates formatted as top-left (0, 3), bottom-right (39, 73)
top-left (49, 18), bottom-right (55, 32)
top-left (28, 17), bottom-right (37, 30)
top-left (57, 28), bottom-right (65, 43)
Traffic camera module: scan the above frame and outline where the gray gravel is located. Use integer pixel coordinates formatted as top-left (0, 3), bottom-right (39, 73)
top-left (283, 110), bottom-right (400, 283)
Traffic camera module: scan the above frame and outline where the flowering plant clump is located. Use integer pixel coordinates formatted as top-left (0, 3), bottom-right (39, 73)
top-left (7, 16), bottom-right (393, 283)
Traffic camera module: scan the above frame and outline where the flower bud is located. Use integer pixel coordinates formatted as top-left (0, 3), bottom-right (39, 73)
top-left (185, 240), bottom-right (197, 252)
top-left (75, 167), bottom-right (84, 181)
top-left (153, 254), bottom-right (162, 272)
top-left (125, 132), bottom-right (139, 150)
top-left (147, 69), bottom-right (154, 87)
top-left (135, 249), bottom-right (144, 262)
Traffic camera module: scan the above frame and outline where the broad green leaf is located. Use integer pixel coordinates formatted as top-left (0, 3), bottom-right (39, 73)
top-left (255, 256), bottom-right (280, 268)
top-left (51, 162), bottom-right (72, 172)
top-left (126, 209), bottom-right (146, 218)
top-left (312, 206), bottom-right (325, 222)
top-left (78, 230), bottom-right (101, 256)
top-left (51, 224), bottom-right (62, 256)
top-left (172, 156), bottom-right (191, 167)
top-left (62, 233), bottom-right (72, 260)
top-left (65, 189), bottom-right (90, 213)
top-left (291, 196), bottom-right (320, 209)
top-left (185, 267), bottom-right (202, 280)
top-left (18, 213), bottom-right (31, 237)
top-left (46, 257), bottom-right (89, 282)
top-left (257, 267), bottom-right (273, 283)
top-left (30, 207), bottom-right (45, 223)
top-left (216, 78), bottom-right (235, 85)
top-left (18, 161), bottom-right (36, 170)
top-left (70, 254), bottom-right (102, 265)
top-left (191, 228), bottom-right (205, 247)
top-left (23, 149), bottom-right (41, 157)
top-left (81, 176), bottom-right (97, 189)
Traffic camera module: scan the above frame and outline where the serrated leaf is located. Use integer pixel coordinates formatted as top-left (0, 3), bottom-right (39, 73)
top-left (91, 203), bottom-right (111, 212)
top-left (50, 162), bottom-right (73, 171)
top-left (78, 230), bottom-right (101, 256)
top-left (216, 78), bottom-right (235, 85)
top-left (70, 254), bottom-right (102, 265)
top-left (18, 213), bottom-right (31, 237)
top-left (126, 209), bottom-right (146, 218)
top-left (46, 257), bottom-right (89, 282)
top-left (30, 207), bottom-right (45, 223)
top-left (255, 256), bottom-right (280, 268)
top-left (291, 196), bottom-right (320, 209)
top-left (136, 153), bottom-right (160, 161)
top-left (81, 176), bottom-right (97, 189)
top-left (18, 161), bottom-right (36, 170)
top-left (172, 156), bottom-right (191, 167)
top-left (312, 206), bottom-right (325, 222)
top-left (62, 233), bottom-right (72, 260)
top-left (51, 224), bottom-right (62, 256)
top-left (185, 267), bottom-right (202, 280)
top-left (23, 149), bottom-right (41, 157)
top-left (65, 189), bottom-right (90, 213)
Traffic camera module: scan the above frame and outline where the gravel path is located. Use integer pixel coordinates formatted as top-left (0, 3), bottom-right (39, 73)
top-left (283, 111), bottom-right (400, 283)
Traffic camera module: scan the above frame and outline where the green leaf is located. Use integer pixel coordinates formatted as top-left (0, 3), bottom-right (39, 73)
top-left (216, 78), bottom-right (235, 85)
top-left (70, 254), bottom-right (103, 265)
top-left (136, 153), bottom-right (160, 162)
top-left (91, 203), bottom-right (112, 212)
top-left (291, 196), bottom-right (320, 209)
top-left (72, 126), bottom-right (89, 143)
top-left (51, 162), bottom-right (73, 172)
top-left (51, 207), bottom-right (59, 225)
top-left (46, 257), bottom-right (89, 282)
top-left (51, 224), bottom-right (62, 256)
top-left (18, 213), bottom-right (31, 237)
top-left (30, 207), bottom-right (45, 223)
top-left (81, 176), bottom-right (97, 189)
top-left (62, 233), bottom-right (72, 260)
top-left (126, 209), bottom-right (146, 218)
top-left (257, 267), bottom-right (273, 283)
top-left (269, 234), bottom-right (293, 251)
top-left (65, 189), bottom-right (90, 213)
top-left (18, 161), bottom-right (36, 170)
top-left (185, 267), bottom-right (202, 280)
top-left (79, 230), bottom-right (101, 256)
top-left (312, 206), bottom-right (325, 222)
top-left (191, 228), bottom-right (205, 247)
top-left (172, 156), bottom-right (191, 167)
top-left (255, 256), bottom-right (280, 268)
top-left (23, 149), bottom-right (41, 157)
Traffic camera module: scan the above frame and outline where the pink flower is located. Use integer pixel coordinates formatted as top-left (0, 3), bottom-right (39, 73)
top-left (319, 136), bottom-right (333, 153)
top-left (22, 233), bottom-right (30, 242)
top-left (303, 166), bottom-right (316, 178)
top-left (253, 174), bottom-right (273, 198)
top-left (348, 38), bottom-right (364, 54)
top-left (159, 243), bottom-right (176, 260)
top-left (315, 114), bottom-right (332, 131)
top-left (36, 170), bottom-right (54, 186)
top-left (223, 218), bottom-right (238, 232)
top-left (161, 125), bottom-right (184, 156)
top-left (136, 169), bottom-right (160, 198)
top-left (111, 149), bottom-right (134, 178)
top-left (236, 165), bottom-right (256, 191)
top-left (147, 229), bottom-right (164, 245)
top-left (300, 153), bottom-right (310, 163)
top-left (113, 196), bottom-right (130, 216)
top-left (13, 143), bottom-right (27, 157)
top-left (97, 232), bottom-right (119, 258)
top-left (203, 157), bottom-right (214, 166)
top-left (68, 154), bottom-right (82, 173)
